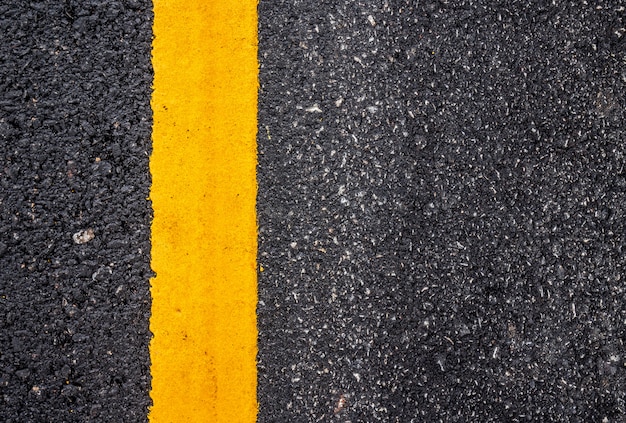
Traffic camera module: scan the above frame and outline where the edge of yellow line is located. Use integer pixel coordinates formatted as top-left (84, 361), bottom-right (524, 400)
top-left (149, 1), bottom-right (258, 422)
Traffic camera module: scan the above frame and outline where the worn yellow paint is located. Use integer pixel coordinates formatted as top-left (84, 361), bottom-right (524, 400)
top-left (149, 1), bottom-right (258, 422)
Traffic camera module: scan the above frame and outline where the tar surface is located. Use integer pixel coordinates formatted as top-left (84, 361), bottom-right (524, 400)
top-left (257, 1), bottom-right (625, 422)
top-left (0, 1), bottom-right (153, 421)
top-left (1, 1), bottom-right (625, 422)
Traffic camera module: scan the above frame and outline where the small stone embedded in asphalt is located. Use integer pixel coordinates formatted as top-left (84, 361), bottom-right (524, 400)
top-left (414, 134), bottom-right (428, 150)
top-left (90, 404), bottom-right (102, 417)
top-left (92, 266), bottom-right (113, 282)
top-left (305, 104), bottom-right (323, 113)
top-left (72, 228), bottom-right (95, 244)
top-left (107, 239), bottom-right (127, 249)
top-left (14, 369), bottom-right (30, 381)
top-left (91, 159), bottom-right (112, 177)
top-left (66, 160), bottom-right (78, 178)
top-left (71, 333), bottom-right (90, 343)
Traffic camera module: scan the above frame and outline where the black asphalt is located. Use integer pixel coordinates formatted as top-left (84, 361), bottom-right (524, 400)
top-left (1, 1), bottom-right (625, 422)
top-left (257, 1), bottom-right (625, 422)
top-left (0, 1), bottom-right (152, 421)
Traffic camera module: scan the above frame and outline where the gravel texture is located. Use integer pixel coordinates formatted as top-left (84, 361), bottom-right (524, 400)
top-left (1, 1), bottom-right (625, 422)
top-left (0, 1), bottom-right (153, 421)
top-left (257, 1), bottom-right (626, 422)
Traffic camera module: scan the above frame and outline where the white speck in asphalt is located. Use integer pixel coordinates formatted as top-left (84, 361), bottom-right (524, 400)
top-left (72, 228), bottom-right (95, 244)
top-left (305, 104), bottom-right (323, 113)
top-left (436, 356), bottom-right (445, 371)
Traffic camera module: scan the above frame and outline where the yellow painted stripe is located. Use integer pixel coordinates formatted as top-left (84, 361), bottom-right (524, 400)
top-left (149, 1), bottom-right (258, 422)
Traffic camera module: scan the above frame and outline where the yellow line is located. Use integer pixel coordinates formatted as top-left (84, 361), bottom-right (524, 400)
top-left (149, 1), bottom-right (258, 422)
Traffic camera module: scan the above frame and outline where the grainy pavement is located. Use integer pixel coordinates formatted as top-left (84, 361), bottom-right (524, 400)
top-left (0, 1), bottom-right (152, 421)
top-left (0, 1), bottom-right (625, 422)
top-left (257, 1), bottom-right (626, 422)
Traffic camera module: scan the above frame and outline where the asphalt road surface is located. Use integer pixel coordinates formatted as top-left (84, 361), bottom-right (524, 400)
top-left (257, 1), bottom-right (625, 422)
top-left (0, 1), bottom-right (153, 421)
top-left (2, 0), bottom-right (626, 422)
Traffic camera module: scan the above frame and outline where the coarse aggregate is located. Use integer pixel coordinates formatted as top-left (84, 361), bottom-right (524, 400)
top-left (0, 1), bottom-right (153, 421)
top-left (257, 1), bottom-right (626, 422)
top-left (1, 1), bottom-right (625, 422)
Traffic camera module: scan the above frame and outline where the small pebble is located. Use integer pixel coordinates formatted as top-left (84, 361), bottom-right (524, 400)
top-left (72, 228), bottom-right (95, 244)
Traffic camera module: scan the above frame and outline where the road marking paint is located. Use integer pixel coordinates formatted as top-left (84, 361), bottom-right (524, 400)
top-left (150, 1), bottom-right (258, 421)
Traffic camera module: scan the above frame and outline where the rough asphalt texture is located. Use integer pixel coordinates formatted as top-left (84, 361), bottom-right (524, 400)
top-left (0, 1), bottom-right (153, 422)
top-left (1, 1), bottom-right (625, 422)
top-left (257, 1), bottom-right (625, 422)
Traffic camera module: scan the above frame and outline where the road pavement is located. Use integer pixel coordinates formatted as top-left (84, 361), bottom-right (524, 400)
top-left (0, 1), bottom-right (152, 421)
top-left (257, 1), bottom-right (625, 422)
top-left (1, 0), bottom-right (625, 422)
